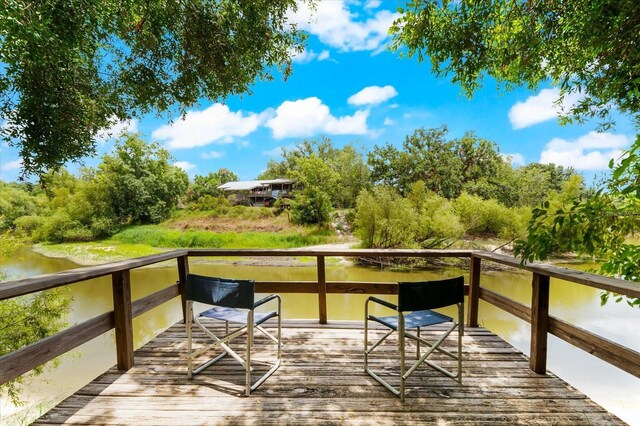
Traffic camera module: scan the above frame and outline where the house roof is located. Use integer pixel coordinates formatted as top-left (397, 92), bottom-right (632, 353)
top-left (217, 179), bottom-right (295, 191)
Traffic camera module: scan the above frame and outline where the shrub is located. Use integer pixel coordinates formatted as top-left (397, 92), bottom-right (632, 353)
top-left (14, 215), bottom-right (45, 239)
top-left (40, 212), bottom-right (75, 243)
top-left (90, 217), bottom-right (118, 239)
top-left (455, 192), bottom-right (528, 238)
top-left (290, 187), bottom-right (333, 225)
top-left (188, 195), bottom-right (230, 211)
top-left (63, 226), bottom-right (94, 242)
top-left (414, 194), bottom-right (465, 247)
top-left (355, 187), bottom-right (417, 249)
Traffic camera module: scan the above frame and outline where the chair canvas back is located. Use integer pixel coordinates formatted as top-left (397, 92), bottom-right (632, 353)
top-left (186, 274), bottom-right (255, 309)
top-left (397, 276), bottom-right (464, 312)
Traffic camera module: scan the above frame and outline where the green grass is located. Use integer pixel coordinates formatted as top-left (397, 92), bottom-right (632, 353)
top-left (33, 223), bottom-right (336, 265)
top-left (111, 225), bottom-right (333, 249)
top-left (169, 205), bottom-right (276, 221)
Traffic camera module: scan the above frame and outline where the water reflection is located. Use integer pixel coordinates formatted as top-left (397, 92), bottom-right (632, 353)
top-left (1, 248), bottom-right (639, 425)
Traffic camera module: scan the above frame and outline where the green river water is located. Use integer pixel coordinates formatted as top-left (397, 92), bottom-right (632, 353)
top-left (1, 247), bottom-right (639, 424)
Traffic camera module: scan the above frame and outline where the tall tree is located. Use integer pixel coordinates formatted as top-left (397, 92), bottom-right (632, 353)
top-left (187, 168), bottom-right (239, 202)
top-left (0, 0), bottom-right (306, 177)
top-left (260, 137), bottom-right (370, 209)
top-left (368, 126), bottom-right (504, 199)
top-left (95, 134), bottom-right (189, 224)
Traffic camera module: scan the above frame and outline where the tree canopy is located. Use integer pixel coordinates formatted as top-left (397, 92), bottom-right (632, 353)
top-left (369, 126), bottom-right (507, 200)
top-left (0, 0), bottom-right (305, 177)
top-left (391, 0), bottom-right (640, 128)
top-left (95, 134), bottom-right (189, 225)
top-left (260, 137), bottom-right (371, 210)
top-left (390, 1), bottom-right (640, 298)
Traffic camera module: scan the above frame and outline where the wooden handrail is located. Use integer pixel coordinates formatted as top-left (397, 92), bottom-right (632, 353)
top-left (186, 248), bottom-right (475, 257)
top-left (1, 248), bottom-right (639, 390)
top-left (473, 251), bottom-right (640, 299)
top-left (478, 287), bottom-right (640, 378)
top-left (0, 250), bottom-right (188, 301)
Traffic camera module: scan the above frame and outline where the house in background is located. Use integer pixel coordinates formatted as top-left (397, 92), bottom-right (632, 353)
top-left (217, 178), bottom-right (296, 207)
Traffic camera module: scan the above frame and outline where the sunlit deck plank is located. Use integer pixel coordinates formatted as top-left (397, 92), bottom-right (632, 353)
top-left (35, 320), bottom-right (624, 425)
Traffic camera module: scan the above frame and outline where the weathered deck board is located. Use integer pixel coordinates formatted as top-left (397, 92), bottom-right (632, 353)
top-left (35, 320), bottom-right (624, 425)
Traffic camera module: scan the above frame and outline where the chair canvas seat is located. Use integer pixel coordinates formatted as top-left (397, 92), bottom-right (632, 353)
top-left (364, 276), bottom-right (465, 402)
top-left (200, 306), bottom-right (277, 325)
top-left (185, 274), bottom-right (282, 396)
top-left (369, 309), bottom-right (452, 331)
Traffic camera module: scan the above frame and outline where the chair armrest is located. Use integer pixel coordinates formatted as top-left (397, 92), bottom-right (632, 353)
top-left (254, 294), bottom-right (280, 308)
top-left (367, 296), bottom-right (398, 311)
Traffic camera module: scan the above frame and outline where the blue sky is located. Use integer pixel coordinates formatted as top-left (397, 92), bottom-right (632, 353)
top-left (0, 0), bottom-right (635, 185)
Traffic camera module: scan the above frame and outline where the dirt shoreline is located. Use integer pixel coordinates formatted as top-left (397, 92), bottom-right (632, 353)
top-left (32, 242), bottom-right (361, 267)
top-left (31, 240), bottom-right (541, 272)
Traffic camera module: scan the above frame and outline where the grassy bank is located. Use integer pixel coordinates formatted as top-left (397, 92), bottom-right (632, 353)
top-left (111, 225), bottom-right (334, 249)
top-left (32, 221), bottom-right (337, 265)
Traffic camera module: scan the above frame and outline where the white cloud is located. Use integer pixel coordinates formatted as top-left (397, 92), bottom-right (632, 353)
top-left (383, 117), bottom-right (395, 126)
top-left (317, 50), bottom-right (331, 61)
top-left (501, 153), bottom-right (525, 166)
top-left (201, 151), bottom-right (225, 159)
top-left (152, 104), bottom-right (261, 149)
top-left (348, 85), bottom-right (398, 106)
top-left (1, 158), bottom-right (22, 171)
top-left (96, 117), bottom-right (139, 141)
top-left (174, 161), bottom-right (196, 172)
top-left (266, 97), bottom-right (369, 139)
top-left (293, 49), bottom-right (331, 64)
top-left (509, 88), bottom-right (583, 129)
top-left (289, 1), bottom-right (400, 52)
top-left (365, 0), bottom-right (382, 9)
top-left (262, 146), bottom-right (286, 158)
top-left (539, 132), bottom-right (630, 170)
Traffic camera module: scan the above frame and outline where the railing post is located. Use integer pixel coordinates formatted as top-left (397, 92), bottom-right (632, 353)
top-left (530, 272), bottom-right (550, 374)
top-left (467, 255), bottom-right (481, 327)
top-left (112, 270), bottom-right (134, 370)
top-left (177, 255), bottom-right (190, 324)
top-left (317, 255), bottom-right (327, 324)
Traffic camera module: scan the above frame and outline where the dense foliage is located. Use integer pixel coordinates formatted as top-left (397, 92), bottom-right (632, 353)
top-left (368, 126), bottom-right (575, 207)
top-left (369, 127), bottom-right (502, 199)
top-left (0, 236), bottom-right (71, 405)
top-left (354, 183), bottom-right (534, 250)
top-left (4, 134), bottom-right (188, 242)
top-left (0, 129), bottom-right (582, 245)
top-left (185, 169), bottom-right (238, 204)
top-left (0, 0), bottom-right (306, 177)
top-left (516, 153), bottom-right (640, 306)
top-left (391, 0), bottom-right (640, 299)
top-left (0, 288), bottom-right (71, 405)
top-left (289, 187), bottom-right (333, 226)
top-left (259, 137), bottom-right (371, 224)
top-left (95, 135), bottom-right (189, 225)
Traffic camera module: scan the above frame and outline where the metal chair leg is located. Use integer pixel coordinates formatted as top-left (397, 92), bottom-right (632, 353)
top-left (246, 310), bottom-right (253, 396)
top-left (186, 301), bottom-right (193, 378)
top-left (399, 314), bottom-right (406, 403)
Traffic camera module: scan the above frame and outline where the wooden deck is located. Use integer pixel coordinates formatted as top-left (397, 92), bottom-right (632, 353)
top-left (35, 320), bottom-right (624, 425)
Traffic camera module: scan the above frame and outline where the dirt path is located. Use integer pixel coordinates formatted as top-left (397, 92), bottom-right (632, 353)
top-left (190, 240), bottom-right (360, 267)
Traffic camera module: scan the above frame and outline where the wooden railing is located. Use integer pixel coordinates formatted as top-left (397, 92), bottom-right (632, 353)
top-left (1, 248), bottom-right (639, 387)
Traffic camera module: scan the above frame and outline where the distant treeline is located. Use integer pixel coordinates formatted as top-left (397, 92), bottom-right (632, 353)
top-left (0, 127), bottom-right (585, 248)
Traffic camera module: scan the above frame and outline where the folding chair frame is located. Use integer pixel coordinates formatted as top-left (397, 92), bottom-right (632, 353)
top-left (186, 294), bottom-right (282, 396)
top-left (364, 294), bottom-right (464, 402)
